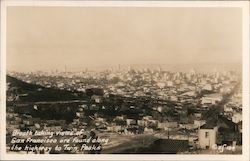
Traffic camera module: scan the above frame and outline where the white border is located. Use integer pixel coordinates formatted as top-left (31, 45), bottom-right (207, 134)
top-left (0, 1), bottom-right (249, 161)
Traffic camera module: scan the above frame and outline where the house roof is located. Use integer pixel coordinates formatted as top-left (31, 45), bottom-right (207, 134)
top-left (217, 115), bottom-right (237, 132)
top-left (200, 121), bottom-right (217, 129)
top-left (200, 115), bottom-right (237, 130)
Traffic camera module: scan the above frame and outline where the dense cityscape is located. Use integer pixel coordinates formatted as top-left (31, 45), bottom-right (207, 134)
top-left (6, 66), bottom-right (243, 154)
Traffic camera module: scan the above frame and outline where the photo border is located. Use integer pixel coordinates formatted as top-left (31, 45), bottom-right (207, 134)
top-left (0, 1), bottom-right (249, 161)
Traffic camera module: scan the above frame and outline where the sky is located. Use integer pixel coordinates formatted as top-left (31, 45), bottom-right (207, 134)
top-left (6, 7), bottom-right (242, 72)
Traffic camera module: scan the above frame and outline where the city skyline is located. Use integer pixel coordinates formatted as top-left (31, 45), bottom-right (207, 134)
top-left (7, 7), bottom-right (242, 72)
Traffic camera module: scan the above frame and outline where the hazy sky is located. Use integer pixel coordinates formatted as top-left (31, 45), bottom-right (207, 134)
top-left (7, 7), bottom-right (242, 72)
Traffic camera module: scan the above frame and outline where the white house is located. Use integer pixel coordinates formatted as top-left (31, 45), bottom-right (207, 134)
top-left (198, 124), bottom-right (218, 149)
top-left (232, 112), bottom-right (242, 123)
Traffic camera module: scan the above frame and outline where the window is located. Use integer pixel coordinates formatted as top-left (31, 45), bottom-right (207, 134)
top-left (205, 132), bottom-right (209, 138)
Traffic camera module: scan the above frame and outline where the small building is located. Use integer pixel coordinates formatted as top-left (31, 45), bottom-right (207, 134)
top-left (107, 125), bottom-right (122, 132)
top-left (115, 115), bottom-right (125, 121)
top-left (143, 116), bottom-right (153, 121)
top-left (144, 127), bottom-right (154, 133)
top-left (181, 91), bottom-right (197, 97)
top-left (79, 104), bottom-right (88, 110)
top-left (232, 112), bottom-right (242, 124)
top-left (157, 122), bottom-right (168, 129)
top-left (126, 119), bottom-right (136, 126)
top-left (201, 94), bottom-right (223, 105)
top-left (91, 95), bottom-right (103, 103)
top-left (76, 111), bottom-right (85, 118)
top-left (170, 96), bottom-right (178, 102)
top-left (198, 123), bottom-right (218, 149)
top-left (23, 119), bottom-right (34, 126)
top-left (138, 120), bottom-right (148, 127)
top-left (44, 126), bottom-right (62, 132)
top-left (202, 84), bottom-right (213, 91)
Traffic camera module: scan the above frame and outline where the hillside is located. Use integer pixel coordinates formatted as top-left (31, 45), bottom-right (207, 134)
top-left (7, 75), bottom-right (85, 102)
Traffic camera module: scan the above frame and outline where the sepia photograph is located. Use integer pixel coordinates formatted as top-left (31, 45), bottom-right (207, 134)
top-left (0, 0), bottom-right (249, 161)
